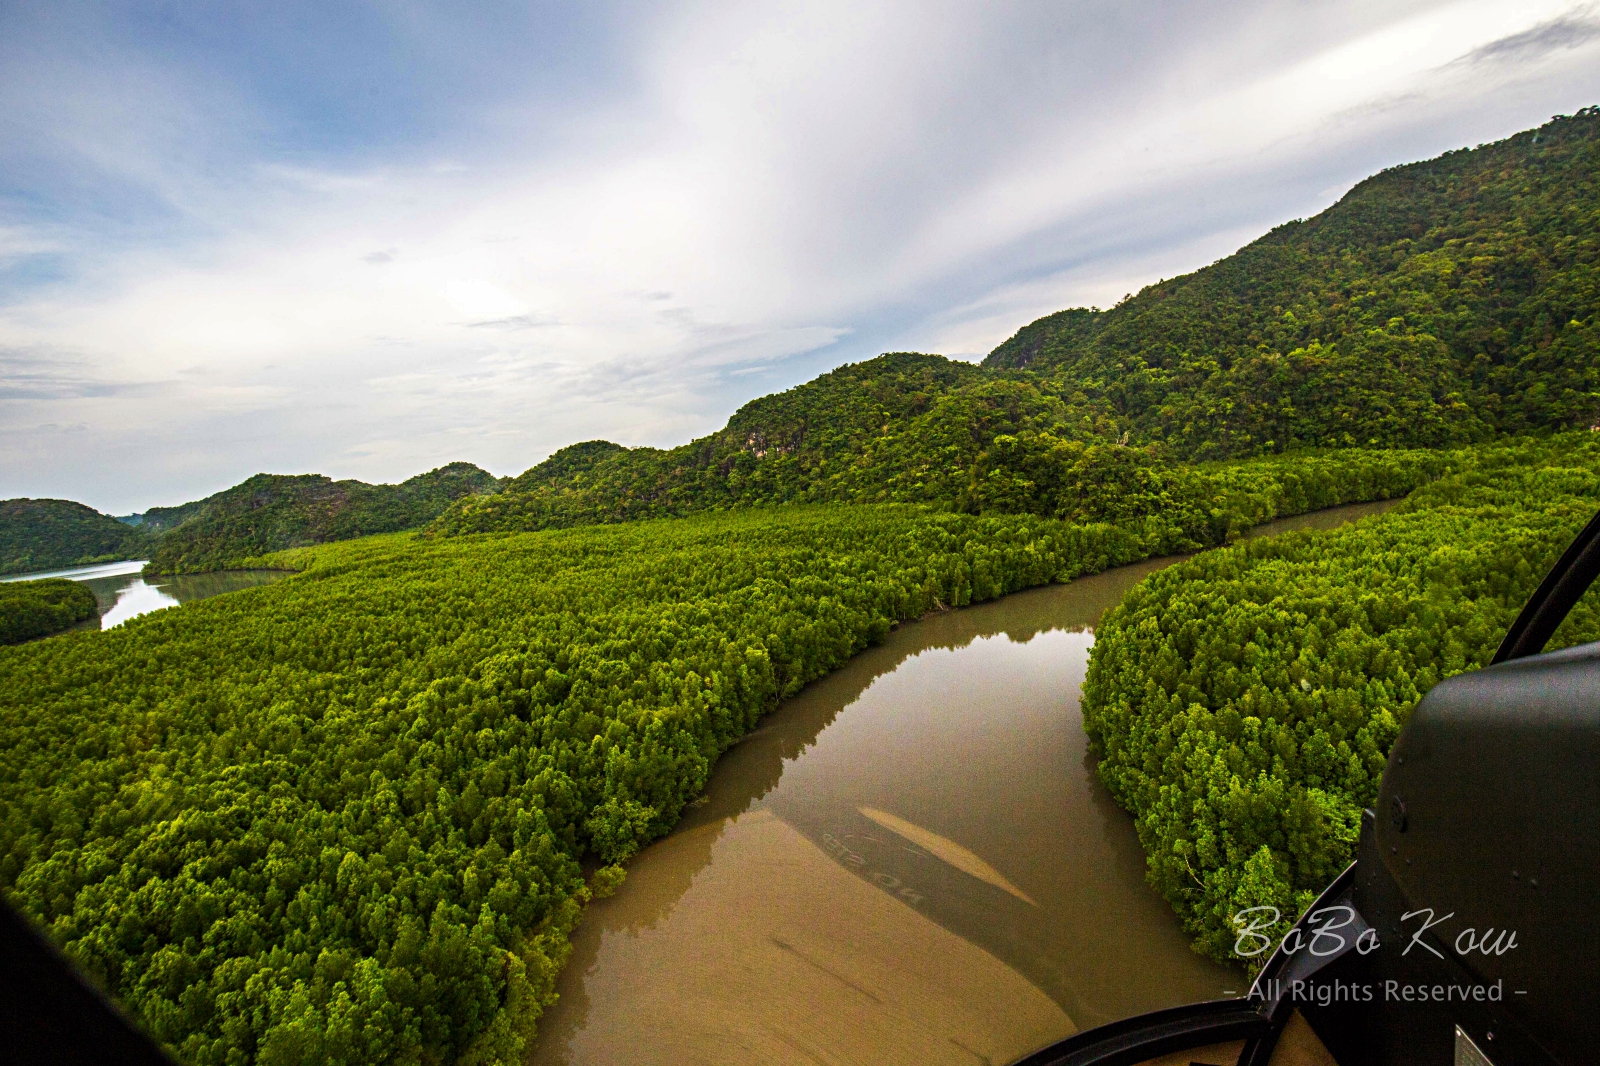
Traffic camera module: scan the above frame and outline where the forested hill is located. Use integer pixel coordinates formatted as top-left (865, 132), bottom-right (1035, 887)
top-left (20, 111), bottom-right (1597, 566)
top-left (437, 109), bottom-right (1600, 538)
top-left (145, 462), bottom-right (503, 573)
top-left (986, 107), bottom-right (1600, 454)
top-left (0, 499), bottom-right (151, 576)
top-left (441, 354), bottom-right (994, 533)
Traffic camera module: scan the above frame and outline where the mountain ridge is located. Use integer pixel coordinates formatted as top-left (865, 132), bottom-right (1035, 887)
top-left (430, 107), bottom-right (1599, 539)
top-left (144, 461), bottom-right (504, 573)
top-left (12, 109), bottom-right (1599, 572)
top-left (985, 106), bottom-right (1600, 451)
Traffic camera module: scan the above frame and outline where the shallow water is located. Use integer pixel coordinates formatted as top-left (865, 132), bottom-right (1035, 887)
top-left (2, 560), bottom-right (291, 630)
top-left (530, 499), bottom-right (1399, 1066)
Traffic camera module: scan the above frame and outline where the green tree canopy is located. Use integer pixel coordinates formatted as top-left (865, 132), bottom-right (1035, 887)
top-left (0, 499), bottom-right (150, 576)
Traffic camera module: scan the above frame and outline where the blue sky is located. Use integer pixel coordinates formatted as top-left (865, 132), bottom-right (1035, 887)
top-left (4, 0), bottom-right (1600, 513)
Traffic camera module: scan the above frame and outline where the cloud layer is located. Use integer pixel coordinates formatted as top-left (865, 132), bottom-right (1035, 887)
top-left (3, 0), bottom-right (1600, 513)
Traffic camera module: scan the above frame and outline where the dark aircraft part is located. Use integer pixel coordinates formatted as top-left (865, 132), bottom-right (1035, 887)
top-left (1358, 641), bottom-right (1599, 1063)
top-left (1008, 997), bottom-right (1266, 1066)
top-left (0, 895), bottom-right (175, 1065)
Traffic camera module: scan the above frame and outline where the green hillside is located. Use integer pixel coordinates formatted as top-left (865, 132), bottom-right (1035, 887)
top-left (0, 498), bottom-right (151, 576)
top-left (430, 354), bottom-right (1433, 539)
top-left (437, 353), bottom-right (1005, 533)
top-left (437, 109), bottom-right (1600, 538)
top-left (135, 498), bottom-right (211, 535)
top-left (145, 462), bottom-right (503, 574)
top-left (987, 106), bottom-right (1600, 455)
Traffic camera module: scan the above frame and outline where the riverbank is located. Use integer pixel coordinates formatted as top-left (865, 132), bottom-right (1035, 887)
top-left (1085, 433), bottom-right (1600, 968)
top-left (528, 499), bottom-right (1398, 1066)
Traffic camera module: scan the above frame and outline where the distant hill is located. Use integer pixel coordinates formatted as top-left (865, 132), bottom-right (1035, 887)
top-left (436, 108), bottom-right (1600, 537)
top-left (434, 353), bottom-right (1002, 533)
top-left (130, 498), bottom-right (211, 535)
top-left (0, 499), bottom-right (151, 576)
top-left (23, 111), bottom-right (1600, 560)
top-left (145, 462), bottom-right (503, 573)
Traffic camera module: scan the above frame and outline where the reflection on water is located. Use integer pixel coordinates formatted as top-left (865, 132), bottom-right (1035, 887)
top-left (530, 499), bottom-right (1401, 1066)
top-left (2, 561), bottom-right (292, 630)
top-left (0, 559), bottom-right (148, 583)
top-left (1239, 497), bottom-right (1399, 539)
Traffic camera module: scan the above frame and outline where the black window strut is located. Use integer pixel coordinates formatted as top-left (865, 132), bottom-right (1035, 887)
top-left (1492, 506), bottom-right (1600, 664)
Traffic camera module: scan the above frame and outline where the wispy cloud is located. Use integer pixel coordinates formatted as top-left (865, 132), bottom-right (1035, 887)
top-left (0, 348), bottom-right (161, 401)
top-left (1453, 7), bottom-right (1600, 64)
top-left (462, 314), bottom-right (558, 330)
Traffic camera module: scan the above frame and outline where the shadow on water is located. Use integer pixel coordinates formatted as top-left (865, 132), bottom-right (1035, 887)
top-left (531, 499), bottom-right (1401, 1066)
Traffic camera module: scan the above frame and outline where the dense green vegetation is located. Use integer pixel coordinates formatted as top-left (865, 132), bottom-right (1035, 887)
top-left (0, 498), bottom-right (151, 576)
top-left (434, 110), bottom-right (1600, 538)
top-left (135, 498), bottom-right (211, 536)
top-left (433, 360), bottom-right (1452, 538)
top-left (1082, 433), bottom-right (1600, 966)
top-left (0, 442), bottom-right (1478, 1062)
top-left (3, 504), bottom-right (1198, 1065)
top-left (146, 463), bottom-right (502, 574)
top-left (990, 108), bottom-right (1600, 455)
top-left (0, 579), bottom-right (99, 644)
top-left (434, 353), bottom-right (994, 532)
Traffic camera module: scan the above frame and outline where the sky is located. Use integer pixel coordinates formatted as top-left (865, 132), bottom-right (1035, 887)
top-left (3, 1), bottom-right (1600, 514)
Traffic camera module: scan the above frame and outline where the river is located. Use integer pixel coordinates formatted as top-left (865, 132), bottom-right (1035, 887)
top-left (529, 498), bottom-right (1400, 1066)
top-left (1, 560), bottom-right (291, 630)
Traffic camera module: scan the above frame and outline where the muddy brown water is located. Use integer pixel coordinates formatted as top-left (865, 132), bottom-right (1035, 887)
top-left (530, 500), bottom-right (1401, 1066)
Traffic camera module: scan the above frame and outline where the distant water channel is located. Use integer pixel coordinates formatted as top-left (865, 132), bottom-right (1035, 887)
top-left (530, 498), bottom-right (1400, 1066)
top-left (1, 560), bottom-right (290, 630)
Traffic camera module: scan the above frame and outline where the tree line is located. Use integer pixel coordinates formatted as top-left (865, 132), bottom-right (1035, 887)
top-left (0, 578), bottom-right (98, 644)
top-left (1082, 432), bottom-right (1600, 967)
